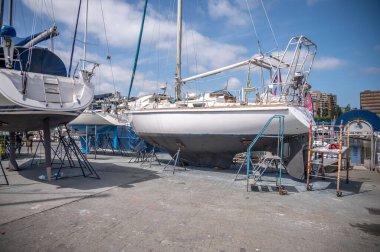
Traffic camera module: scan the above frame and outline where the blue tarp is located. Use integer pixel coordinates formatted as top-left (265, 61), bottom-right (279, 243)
top-left (335, 109), bottom-right (380, 132)
top-left (69, 125), bottom-right (142, 154)
top-left (13, 47), bottom-right (67, 76)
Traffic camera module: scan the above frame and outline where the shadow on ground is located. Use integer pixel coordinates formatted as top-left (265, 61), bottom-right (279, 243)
top-left (3, 157), bottom-right (160, 191)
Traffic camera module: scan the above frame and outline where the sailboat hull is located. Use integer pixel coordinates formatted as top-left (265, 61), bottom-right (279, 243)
top-left (0, 108), bottom-right (81, 131)
top-left (130, 105), bottom-right (313, 179)
top-left (0, 69), bottom-right (93, 131)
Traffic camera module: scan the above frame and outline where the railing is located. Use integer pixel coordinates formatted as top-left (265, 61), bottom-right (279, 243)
top-left (72, 59), bottom-right (99, 78)
top-left (246, 114), bottom-right (285, 192)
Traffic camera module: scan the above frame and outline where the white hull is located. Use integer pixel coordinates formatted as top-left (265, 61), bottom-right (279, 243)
top-left (0, 69), bottom-right (94, 131)
top-left (130, 105), bottom-right (312, 136)
top-left (130, 105), bottom-right (313, 179)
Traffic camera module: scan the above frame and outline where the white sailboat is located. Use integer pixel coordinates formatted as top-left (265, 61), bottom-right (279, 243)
top-left (129, 0), bottom-right (317, 179)
top-left (0, 0), bottom-right (97, 132)
top-left (0, 0), bottom-right (97, 172)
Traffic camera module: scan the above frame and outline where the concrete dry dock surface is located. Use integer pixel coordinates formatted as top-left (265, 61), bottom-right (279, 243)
top-left (0, 154), bottom-right (379, 252)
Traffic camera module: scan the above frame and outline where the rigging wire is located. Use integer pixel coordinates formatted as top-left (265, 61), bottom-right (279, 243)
top-left (42, 0), bottom-right (55, 24)
top-left (99, 0), bottom-right (116, 94)
top-left (162, 0), bottom-right (177, 95)
top-left (49, 0), bottom-right (55, 23)
top-left (188, 0), bottom-right (200, 95)
top-left (156, 0), bottom-right (161, 91)
top-left (260, 0), bottom-right (278, 50)
top-left (26, 1), bottom-right (39, 72)
top-left (244, 0), bottom-right (263, 55)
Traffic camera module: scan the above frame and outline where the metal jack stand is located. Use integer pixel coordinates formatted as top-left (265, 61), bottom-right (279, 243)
top-left (163, 143), bottom-right (186, 174)
top-left (0, 159), bottom-right (9, 185)
top-left (31, 131), bottom-right (61, 167)
top-left (52, 125), bottom-right (100, 180)
top-left (129, 140), bottom-right (147, 163)
top-left (141, 143), bottom-right (161, 167)
top-left (234, 149), bottom-right (255, 181)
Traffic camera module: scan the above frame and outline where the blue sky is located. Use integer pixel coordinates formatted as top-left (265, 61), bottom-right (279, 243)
top-left (7, 0), bottom-right (380, 107)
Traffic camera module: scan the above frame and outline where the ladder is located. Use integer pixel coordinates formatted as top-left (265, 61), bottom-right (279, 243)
top-left (245, 115), bottom-right (286, 194)
top-left (43, 75), bottom-right (63, 107)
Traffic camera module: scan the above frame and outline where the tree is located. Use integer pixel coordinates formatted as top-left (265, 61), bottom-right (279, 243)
top-left (331, 105), bottom-right (342, 118)
top-left (344, 104), bottom-right (351, 113)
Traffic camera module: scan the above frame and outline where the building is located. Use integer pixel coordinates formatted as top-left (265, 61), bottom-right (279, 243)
top-left (360, 90), bottom-right (380, 115)
top-left (311, 91), bottom-right (337, 117)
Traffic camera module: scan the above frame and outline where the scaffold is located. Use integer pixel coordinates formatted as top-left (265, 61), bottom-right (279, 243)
top-left (306, 120), bottom-right (350, 197)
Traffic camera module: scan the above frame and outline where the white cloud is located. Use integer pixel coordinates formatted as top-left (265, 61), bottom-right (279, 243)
top-left (364, 67), bottom-right (380, 74)
top-left (182, 27), bottom-right (247, 74)
top-left (208, 0), bottom-right (248, 27)
top-left (95, 82), bottom-right (115, 94)
top-left (227, 77), bottom-right (242, 90)
top-left (21, 0), bottom-right (250, 96)
top-left (313, 57), bottom-right (346, 70)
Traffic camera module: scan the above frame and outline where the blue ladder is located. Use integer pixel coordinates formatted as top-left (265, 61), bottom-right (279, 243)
top-left (246, 115), bottom-right (285, 193)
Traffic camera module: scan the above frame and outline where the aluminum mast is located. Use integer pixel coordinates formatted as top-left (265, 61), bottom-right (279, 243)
top-left (175, 0), bottom-right (182, 100)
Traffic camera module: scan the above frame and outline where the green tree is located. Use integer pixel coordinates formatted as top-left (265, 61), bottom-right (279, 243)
top-left (344, 104), bottom-right (351, 113)
top-left (331, 105), bottom-right (342, 118)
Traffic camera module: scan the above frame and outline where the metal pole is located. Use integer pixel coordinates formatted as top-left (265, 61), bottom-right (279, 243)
top-left (306, 120), bottom-right (312, 191)
top-left (43, 119), bottom-right (52, 180)
top-left (336, 121), bottom-right (343, 197)
top-left (321, 124), bottom-right (325, 179)
top-left (346, 125), bottom-right (350, 184)
top-left (83, 0), bottom-right (88, 69)
top-left (68, 0), bottom-right (82, 77)
top-left (85, 124), bottom-right (88, 156)
top-left (8, 132), bottom-right (19, 171)
top-left (94, 125), bottom-right (97, 159)
top-left (371, 133), bottom-right (374, 171)
top-left (175, 0), bottom-right (182, 100)
top-left (127, 0), bottom-right (148, 100)
top-left (0, 0), bottom-right (5, 29)
top-left (8, 0), bottom-right (12, 25)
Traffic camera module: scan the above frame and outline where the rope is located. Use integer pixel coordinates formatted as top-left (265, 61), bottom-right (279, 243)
top-left (99, 0), bottom-right (116, 94)
top-left (260, 0), bottom-right (278, 50)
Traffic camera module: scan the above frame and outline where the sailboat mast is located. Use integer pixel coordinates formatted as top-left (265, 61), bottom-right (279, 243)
top-left (8, 0), bottom-right (12, 25)
top-left (175, 0), bottom-right (182, 100)
top-left (127, 0), bottom-right (148, 100)
top-left (68, 0), bottom-right (82, 77)
top-left (83, 0), bottom-right (89, 69)
top-left (0, 0), bottom-right (4, 30)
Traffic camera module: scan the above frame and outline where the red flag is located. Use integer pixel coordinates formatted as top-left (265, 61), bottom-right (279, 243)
top-left (273, 70), bottom-right (282, 96)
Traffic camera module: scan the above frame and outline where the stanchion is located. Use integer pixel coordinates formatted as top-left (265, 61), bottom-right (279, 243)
top-left (306, 120), bottom-right (313, 191)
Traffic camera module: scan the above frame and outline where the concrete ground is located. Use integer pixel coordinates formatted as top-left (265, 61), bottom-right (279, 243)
top-left (0, 152), bottom-right (379, 252)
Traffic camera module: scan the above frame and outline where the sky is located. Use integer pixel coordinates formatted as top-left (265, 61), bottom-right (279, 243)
top-left (6, 0), bottom-right (380, 107)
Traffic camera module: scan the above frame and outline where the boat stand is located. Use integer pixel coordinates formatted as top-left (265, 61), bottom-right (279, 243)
top-left (234, 152), bottom-right (255, 181)
top-left (128, 140), bottom-right (147, 163)
top-left (163, 143), bottom-right (186, 174)
top-left (52, 125), bottom-right (100, 180)
top-left (31, 131), bottom-right (62, 167)
top-left (141, 143), bottom-right (161, 167)
top-left (0, 159), bottom-right (9, 185)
